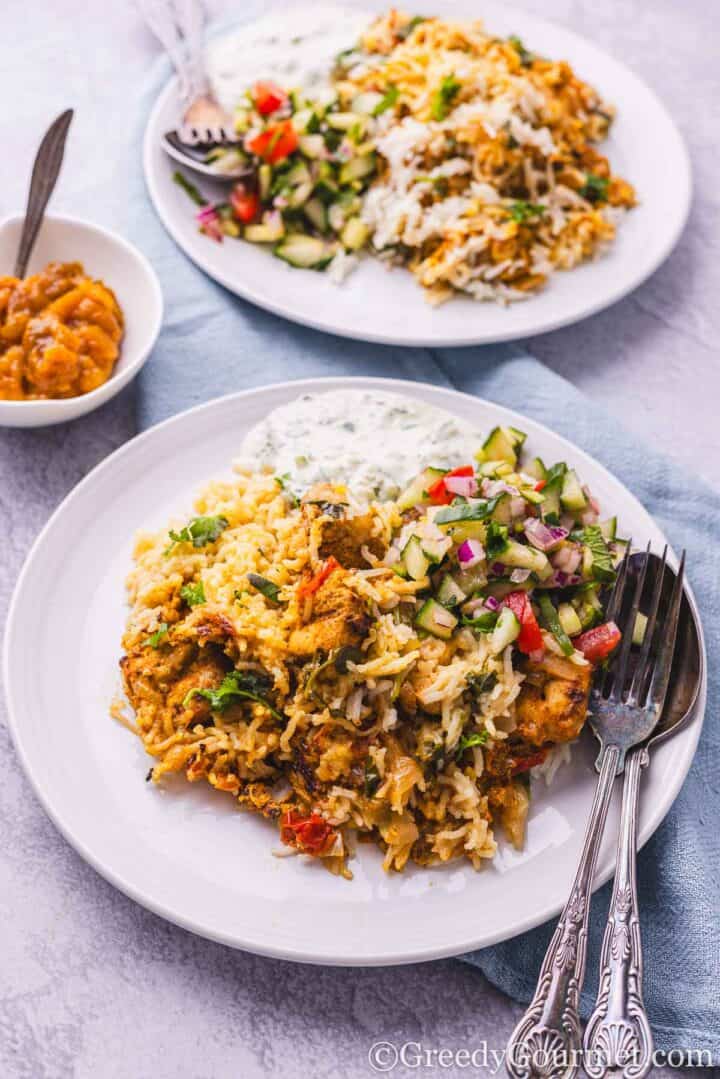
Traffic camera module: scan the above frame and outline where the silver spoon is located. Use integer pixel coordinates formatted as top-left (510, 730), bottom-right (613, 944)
top-left (583, 552), bottom-right (703, 1078)
top-left (14, 109), bottom-right (74, 278)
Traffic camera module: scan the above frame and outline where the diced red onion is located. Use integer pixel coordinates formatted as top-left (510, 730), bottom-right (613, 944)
top-left (445, 475), bottom-right (479, 498)
top-left (482, 479), bottom-right (519, 498)
top-left (524, 518), bottom-right (568, 552)
top-left (579, 506), bottom-right (599, 526)
top-left (490, 562), bottom-right (506, 576)
top-left (582, 486), bottom-right (601, 516)
top-left (552, 544), bottom-right (582, 574)
top-left (509, 495), bottom-right (527, 518)
top-left (529, 648), bottom-right (545, 663)
top-left (484, 595), bottom-right (501, 611)
top-left (463, 596), bottom-right (487, 614)
top-left (510, 567), bottom-right (531, 583)
top-left (543, 570), bottom-right (583, 588)
top-left (457, 537), bottom-right (484, 567)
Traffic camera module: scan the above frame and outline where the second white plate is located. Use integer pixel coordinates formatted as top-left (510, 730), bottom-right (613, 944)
top-left (143, 0), bottom-right (691, 347)
top-left (4, 377), bottom-right (706, 965)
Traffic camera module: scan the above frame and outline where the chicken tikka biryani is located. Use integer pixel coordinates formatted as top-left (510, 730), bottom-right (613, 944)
top-left (118, 390), bottom-right (626, 878)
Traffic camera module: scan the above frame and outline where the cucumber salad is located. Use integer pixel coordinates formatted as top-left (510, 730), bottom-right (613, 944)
top-left (390, 424), bottom-right (628, 665)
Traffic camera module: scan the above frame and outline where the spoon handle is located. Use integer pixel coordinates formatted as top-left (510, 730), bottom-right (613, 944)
top-left (14, 109), bottom-right (73, 279)
top-left (583, 747), bottom-right (653, 1078)
top-left (506, 744), bottom-right (620, 1079)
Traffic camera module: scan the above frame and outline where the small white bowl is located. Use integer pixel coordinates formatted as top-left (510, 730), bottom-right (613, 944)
top-left (0, 215), bottom-right (163, 427)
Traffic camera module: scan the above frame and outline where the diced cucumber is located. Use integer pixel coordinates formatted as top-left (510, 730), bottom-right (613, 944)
top-left (633, 612), bottom-right (648, 646)
top-left (415, 598), bottom-right (458, 640)
top-left (537, 594), bottom-right (574, 656)
top-left (489, 493), bottom-right (513, 525)
top-left (258, 164), bottom-right (272, 201)
top-left (490, 607), bottom-right (521, 654)
top-left (558, 602), bottom-right (583, 638)
top-left (245, 217), bottom-right (285, 243)
top-left (285, 161), bottom-right (312, 186)
top-left (421, 536), bottom-right (451, 564)
top-left (541, 483), bottom-right (561, 519)
top-left (520, 486), bottom-right (545, 506)
top-left (328, 202), bottom-right (347, 232)
top-left (478, 426), bottom-right (527, 466)
top-left (599, 517), bottom-right (617, 541)
top-left (477, 459), bottom-right (508, 477)
top-left (560, 469), bottom-right (588, 513)
top-left (436, 574), bottom-right (467, 607)
top-left (396, 467), bottom-right (445, 512)
top-left (287, 180), bottom-right (313, 208)
top-left (524, 457), bottom-right (547, 482)
top-left (611, 538), bottom-right (629, 568)
top-left (274, 235), bottom-right (336, 269)
top-left (327, 111), bottom-right (364, 131)
top-left (303, 197), bottom-right (328, 233)
top-left (501, 540), bottom-right (551, 578)
top-left (352, 91), bottom-right (384, 115)
top-left (454, 562), bottom-right (488, 595)
top-left (402, 535), bottom-right (430, 581)
top-left (341, 217), bottom-right (369, 251)
top-left (572, 585), bottom-right (603, 629)
top-left (298, 134), bottom-right (326, 158)
top-left (338, 154), bottom-right (376, 185)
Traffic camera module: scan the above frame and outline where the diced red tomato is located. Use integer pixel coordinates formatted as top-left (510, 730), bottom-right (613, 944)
top-left (573, 621), bottom-right (622, 663)
top-left (280, 810), bottom-right (334, 856)
top-left (297, 556), bottom-right (340, 601)
top-left (229, 183), bottom-right (260, 224)
top-left (534, 479), bottom-right (547, 492)
top-left (504, 591), bottom-right (544, 655)
top-left (252, 80), bottom-right (288, 116)
top-left (510, 750), bottom-right (548, 775)
top-left (427, 465), bottom-right (474, 505)
top-left (248, 120), bottom-right (298, 164)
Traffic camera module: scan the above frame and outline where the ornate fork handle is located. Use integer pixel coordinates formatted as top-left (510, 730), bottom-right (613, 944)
top-left (583, 748), bottom-right (653, 1079)
top-left (136, 0), bottom-right (207, 106)
top-left (506, 745), bottom-right (620, 1079)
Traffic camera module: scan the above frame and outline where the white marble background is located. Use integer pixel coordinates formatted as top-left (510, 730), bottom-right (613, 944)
top-left (1, 1), bottom-right (718, 1076)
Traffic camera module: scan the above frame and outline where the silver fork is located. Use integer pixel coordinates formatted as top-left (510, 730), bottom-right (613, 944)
top-left (506, 545), bottom-right (686, 1079)
top-left (137, 0), bottom-right (239, 145)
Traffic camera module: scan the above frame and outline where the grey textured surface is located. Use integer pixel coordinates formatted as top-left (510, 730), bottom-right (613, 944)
top-left (1, 1), bottom-right (717, 1076)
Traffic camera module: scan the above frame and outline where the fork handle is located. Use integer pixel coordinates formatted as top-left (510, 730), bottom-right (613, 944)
top-left (583, 747), bottom-right (653, 1078)
top-left (136, 0), bottom-right (207, 104)
top-left (506, 745), bottom-right (620, 1079)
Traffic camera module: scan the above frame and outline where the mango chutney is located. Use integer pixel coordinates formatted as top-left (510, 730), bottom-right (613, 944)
top-left (0, 261), bottom-right (124, 400)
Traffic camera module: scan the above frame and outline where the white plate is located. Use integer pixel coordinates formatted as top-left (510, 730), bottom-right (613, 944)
top-left (0, 215), bottom-right (163, 427)
top-left (4, 378), bottom-right (706, 965)
top-left (143, 1), bottom-right (691, 347)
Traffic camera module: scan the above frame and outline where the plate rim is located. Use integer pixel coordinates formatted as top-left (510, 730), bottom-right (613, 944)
top-left (3, 376), bottom-right (707, 965)
top-left (142, 1), bottom-right (693, 348)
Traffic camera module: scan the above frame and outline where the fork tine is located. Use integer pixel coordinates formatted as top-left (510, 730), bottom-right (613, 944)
top-left (643, 551), bottom-right (686, 713)
top-left (610, 543), bottom-right (651, 701)
top-left (596, 540), bottom-right (632, 698)
top-left (627, 545), bottom-right (667, 702)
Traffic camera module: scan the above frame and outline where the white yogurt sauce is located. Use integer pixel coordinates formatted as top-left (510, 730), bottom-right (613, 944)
top-left (205, 6), bottom-right (372, 113)
top-left (236, 389), bottom-right (485, 503)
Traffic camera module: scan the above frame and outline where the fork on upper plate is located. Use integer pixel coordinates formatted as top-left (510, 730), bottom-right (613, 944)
top-left (137, 0), bottom-right (239, 146)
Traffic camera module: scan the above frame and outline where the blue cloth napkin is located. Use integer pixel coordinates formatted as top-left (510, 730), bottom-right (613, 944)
top-left (132, 55), bottom-right (719, 1063)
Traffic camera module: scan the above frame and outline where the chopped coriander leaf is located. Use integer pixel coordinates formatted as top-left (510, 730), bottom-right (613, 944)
top-left (466, 671), bottom-right (498, 696)
top-left (457, 729), bottom-right (489, 755)
top-left (462, 611), bottom-right (499, 633)
top-left (364, 759), bottom-right (381, 796)
top-left (544, 461), bottom-right (568, 486)
top-left (166, 515), bottom-right (229, 553)
top-left (247, 572), bottom-right (282, 604)
top-left (397, 15), bottom-right (426, 40)
top-left (145, 622), bottom-right (169, 648)
top-left (486, 521), bottom-right (510, 560)
top-left (373, 84), bottom-right (399, 116)
top-left (431, 74), bottom-right (461, 121)
top-left (579, 173), bottom-right (610, 203)
top-left (508, 35), bottom-right (533, 66)
top-left (509, 200), bottom-right (546, 224)
top-left (173, 170), bottom-right (206, 207)
top-left (180, 581), bottom-right (206, 607)
top-left (578, 525), bottom-right (615, 582)
top-left (184, 668), bottom-right (283, 720)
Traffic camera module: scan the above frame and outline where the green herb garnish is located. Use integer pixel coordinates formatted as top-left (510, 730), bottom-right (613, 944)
top-left (173, 171), bottom-right (206, 206)
top-left (166, 515), bottom-right (229, 553)
top-left (145, 622), bottom-right (169, 648)
top-left (364, 759), bottom-right (381, 797)
top-left (577, 525), bottom-right (615, 583)
top-left (462, 611), bottom-right (499, 633)
top-left (508, 200), bottom-right (546, 224)
top-left (537, 593), bottom-right (574, 657)
top-left (485, 521), bottom-right (510, 560)
top-left (373, 85), bottom-right (399, 116)
top-left (430, 74), bottom-right (461, 121)
top-left (435, 495), bottom-right (501, 526)
top-left (180, 581), bottom-right (206, 607)
top-left (184, 669), bottom-right (282, 720)
top-left (508, 35), bottom-right (533, 66)
top-left (397, 15), bottom-right (426, 40)
top-left (579, 173), bottom-right (610, 203)
top-left (466, 671), bottom-right (498, 697)
top-left (247, 572), bottom-right (282, 604)
top-left (456, 730), bottom-right (489, 756)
